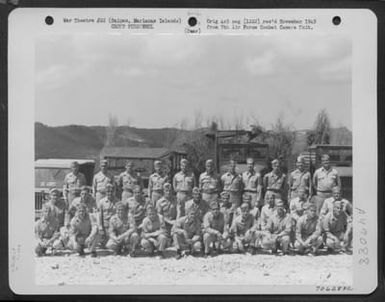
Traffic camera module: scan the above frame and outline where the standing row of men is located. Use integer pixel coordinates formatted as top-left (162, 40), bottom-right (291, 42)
top-left (35, 154), bottom-right (351, 258)
top-left (62, 154), bottom-right (341, 213)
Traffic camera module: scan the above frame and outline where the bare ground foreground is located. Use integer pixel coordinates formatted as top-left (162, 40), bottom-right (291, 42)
top-left (36, 250), bottom-right (353, 286)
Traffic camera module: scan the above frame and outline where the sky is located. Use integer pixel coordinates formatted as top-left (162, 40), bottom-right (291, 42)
top-left (35, 33), bottom-right (352, 130)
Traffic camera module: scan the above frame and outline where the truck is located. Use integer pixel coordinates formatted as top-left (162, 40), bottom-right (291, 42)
top-left (35, 158), bottom-right (95, 219)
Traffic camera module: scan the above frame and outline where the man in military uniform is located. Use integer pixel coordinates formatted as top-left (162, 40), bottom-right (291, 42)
top-left (148, 160), bottom-right (169, 207)
top-left (63, 161), bottom-right (87, 206)
top-left (45, 188), bottom-right (67, 228)
top-left (294, 203), bottom-right (323, 255)
top-left (66, 186), bottom-right (97, 225)
top-left (106, 202), bottom-right (139, 256)
top-left (172, 208), bottom-right (203, 259)
top-left (260, 193), bottom-right (276, 231)
top-left (184, 187), bottom-right (209, 222)
top-left (92, 160), bottom-right (115, 207)
top-left (141, 205), bottom-right (170, 258)
top-left (320, 186), bottom-right (353, 217)
top-left (312, 154), bottom-right (341, 214)
top-left (221, 160), bottom-right (243, 210)
top-left (117, 160), bottom-right (142, 203)
top-left (263, 159), bottom-right (287, 204)
top-left (240, 193), bottom-right (260, 223)
top-left (242, 158), bottom-right (263, 209)
top-left (35, 204), bottom-right (60, 256)
top-left (67, 203), bottom-right (100, 257)
top-left (261, 200), bottom-right (292, 255)
top-left (125, 185), bottom-right (148, 228)
top-left (230, 202), bottom-right (255, 253)
top-left (203, 200), bottom-right (232, 257)
top-left (199, 159), bottom-right (221, 204)
top-left (219, 191), bottom-right (233, 227)
top-left (98, 184), bottom-right (118, 246)
top-left (156, 183), bottom-right (181, 235)
top-left (289, 187), bottom-right (309, 223)
top-left (173, 159), bottom-right (196, 211)
top-left (322, 201), bottom-right (350, 253)
top-left (287, 156), bottom-right (311, 200)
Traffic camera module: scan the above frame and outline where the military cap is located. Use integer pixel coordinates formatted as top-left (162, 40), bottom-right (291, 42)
top-left (163, 183), bottom-right (172, 190)
top-left (332, 186), bottom-right (341, 193)
top-left (246, 158), bottom-right (254, 164)
top-left (192, 187), bottom-right (201, 194)
top-left (100, 159), bottom-right (108, 167)
top-left (220, 191), bottom-right (230, 198)
top-left (206, 159), bottom-right (214, 165)
top-left (275, 199), bottom-right (285, 208)
top-left (240, 202), bottom-right (250, 211)
top-left (271, 159), bottom-right (280, 165)
top-left (209, 200), bottom-right (220, 210)
top-left (70, 161), bottom-right (79, 167)
top-left (242, 193), bottom-right (251, 201)
top-left (42, 203), bottom-right (53, 212)
top-left (49, 188), bottom-right (60, 195)
top-left (154, 160), bottom-right (162, 166)
top-left (321, 154), bottom-right (330, 161)
top-left (297, 156), bottom-right (305, 163)
top-left (105, 183), bottom-right (114, 191)
top-left (115, 201), bottom-right (125, 209)
top-left (133, 185), bottom-right (142, 192)
top-left (180, 158), bottom-right (188, 165)
top-left (333, 200), bottom-right (342, 208)
top-left (187, 206), bottom-right (199, 215)
top-left (76, 203), bottom-right (88, 211)
top-left (297, 186), bottom-right (308, 193)
top-left (125, 160), bottom-right (134, 166)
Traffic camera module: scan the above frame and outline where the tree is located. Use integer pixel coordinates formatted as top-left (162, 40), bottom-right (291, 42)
top-left (105, 114), bottom-right (119, 147)
top-left (307, 109), bottom-right (331, 146)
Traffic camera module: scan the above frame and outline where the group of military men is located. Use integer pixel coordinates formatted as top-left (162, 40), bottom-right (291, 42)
top-left (35, 154), bottom-right (353, 259)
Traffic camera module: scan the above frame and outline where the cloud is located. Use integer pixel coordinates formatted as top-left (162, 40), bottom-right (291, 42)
top-left (244, 52), bottom-right (275, 76)
top-left (318, 55), bottom-right (351, 82)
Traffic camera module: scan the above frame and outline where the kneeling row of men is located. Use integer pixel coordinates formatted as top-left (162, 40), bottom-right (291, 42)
top-left (35, 181), bottom-right (352, 259)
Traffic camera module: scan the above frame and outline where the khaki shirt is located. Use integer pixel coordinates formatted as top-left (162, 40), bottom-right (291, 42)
top-left (289, 197), bottom-right (308, 221)
top-left (260, 205), bottom-right (275, 231)
top-left (126, 197), bottom-right (147, 227)
top-left (203, 211), bottom-right (226, 235)
top-left (63, 172), bottom-right (87, 194)
top-left (230, 213), bottom-right (254, 236)
top-left (70, 213), bottom-right (97, 238)
top-left (68, 196), bottom-right (97, 219)
top-left (242, 171), bottom-right (262, 192)
top-left (173, 171), bottom-right (196, 193)
top-left (263, 171), bottom-right (287, 193)
top-left (141, 214), bottom-right (167, 235)
top-left (172, 216), bottom-right (202, 238)
top-left (320, 198), bottom-right (353, 217)
top-left (199, 172), bottom-right (221, 194)
top-left (288, 169), bottom-right (311, 192)
top-left (92, 171), bottom-right (114, 193)
top-left (185, 199), bottom-right (209, 222)
top-left (98, 197), bottom-right (118, 228)
top-left (108, 213), bottom-right (136, 237)
top-left (156, 196), bottom-right (180, 221)
top-left (118, 171), bottom-right (141, 192)
top-left (296, 215), bottom-right (321, 239)
top-left (35, 216), bottom-right (60, 239)
top-left (265, 213), bottom-right (292, 236)
top-left (148, 173), bottom-right (168, 192)
top-left (313, 167), bottom-right (340, 193)
top-left (221, 172), bottom-right (243, 192)
top-left (322, 211), bottom-right (348, 236)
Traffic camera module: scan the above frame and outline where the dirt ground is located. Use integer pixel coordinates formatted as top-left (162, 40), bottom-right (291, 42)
top-left (36, 250), bottom-right (353, 286)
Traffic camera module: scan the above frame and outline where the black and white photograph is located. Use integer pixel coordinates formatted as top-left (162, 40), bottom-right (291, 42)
top-left (8, 8), bottom-right (377, 294)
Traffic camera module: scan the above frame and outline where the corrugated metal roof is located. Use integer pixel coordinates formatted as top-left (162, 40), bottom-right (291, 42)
top-left (35, 159), bottom-right (95, 168)
top-left (101, 147), bottom-right (183, 159)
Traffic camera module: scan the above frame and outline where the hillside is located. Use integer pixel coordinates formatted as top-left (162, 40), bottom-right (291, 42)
top-left (35, 123), bottom-right (352, 160)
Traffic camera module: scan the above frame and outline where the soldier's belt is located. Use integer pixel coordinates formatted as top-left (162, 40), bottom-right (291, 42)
top-left (225, 190), bottom-right (242, 194)
top-left (244, 190), bottom-right (258, 193)
top-left (266, 188), bottom-right (281, 192)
